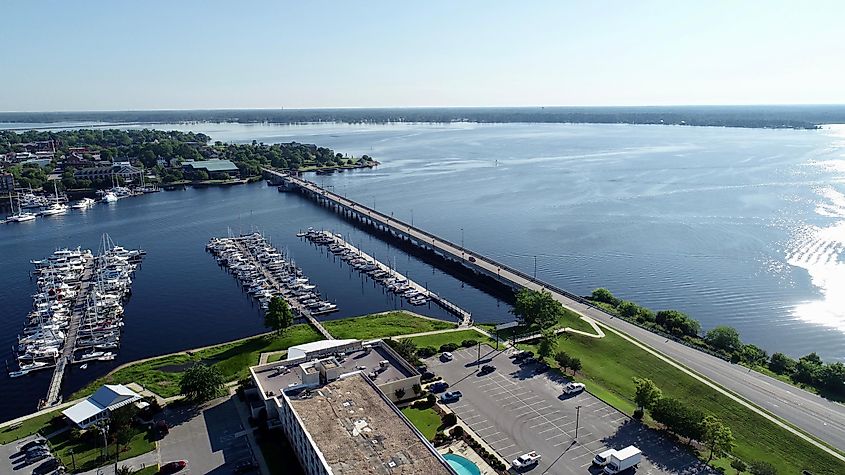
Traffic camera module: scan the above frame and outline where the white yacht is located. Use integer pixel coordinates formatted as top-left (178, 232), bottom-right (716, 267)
top-left (101, 192), bottom-right (118, 203)
top-left (71, 197), bottom-right (96, 209)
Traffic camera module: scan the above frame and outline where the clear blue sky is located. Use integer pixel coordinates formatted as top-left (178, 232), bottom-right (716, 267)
top-left (3, 1), bottom-right (844, 111)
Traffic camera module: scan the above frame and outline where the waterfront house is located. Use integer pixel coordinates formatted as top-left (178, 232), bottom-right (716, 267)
top-left (62, 384), bottom-right (142, 429)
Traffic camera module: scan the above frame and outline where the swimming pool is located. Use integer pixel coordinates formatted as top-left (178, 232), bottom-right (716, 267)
top-left (443, 453), bottom-right (482, 475)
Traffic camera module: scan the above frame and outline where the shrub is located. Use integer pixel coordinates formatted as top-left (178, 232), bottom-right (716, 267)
top-left (450, 426), bottom-right (464, 438)
top-left (412, 383), bottom-right (422, 395)
top-left (441, 412), bottom-right (457, 427)
top-left (394, 388), bottom-right (406, 400)
top-left (417, 346), bottom-right (437, 358)
top-left (426, 394), bottom-right (436, 405)
top-left (748, 460), bottom-right (777, 475)
top-left (439, 343), bottom-right (459, 353)
top-left (633, 408), bottom-right (644, 420)
top-left (461, 339), bottom-right (478, 348)
top-left (730, 459), bottom-right (747, 473)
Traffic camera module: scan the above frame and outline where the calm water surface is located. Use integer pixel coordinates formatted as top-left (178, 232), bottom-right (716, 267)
top-left (2, 121), bottom-right (844, 421)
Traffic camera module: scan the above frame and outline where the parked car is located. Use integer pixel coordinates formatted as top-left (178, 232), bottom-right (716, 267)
top-left (25, 447), bottom-right (51, 464)
top-left (563, 382), bottom-right (586, 394)
top-left (33, 457), bottom-right (64, 475)
top-left (233, 459), bottom-right (259, 473)
top-left (421, 371), bottom-right (436, 381)
top-left (19, 437), bottom-right (47, 452)
top-left (429, 381), bottom-right (449, 393)
top-left (158, 460), bottom-right (188, 474)
top-left (440, 391), bottom-right (463, 403)
top-left (479, 364), bottom-right (496, 374)
top-left (441, 352), bottom-right (454, 361)
top-left (468, 256), bottom-right (476, 262)
top-left (512, 451), bottom-right (541, 470)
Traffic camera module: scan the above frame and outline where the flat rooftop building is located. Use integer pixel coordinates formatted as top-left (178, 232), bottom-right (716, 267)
top-left (250, 339), bottom-right (456, 475)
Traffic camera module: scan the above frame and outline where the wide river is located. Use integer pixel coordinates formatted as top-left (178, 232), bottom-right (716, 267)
top-left (2, 121), bottom-right (844, 421)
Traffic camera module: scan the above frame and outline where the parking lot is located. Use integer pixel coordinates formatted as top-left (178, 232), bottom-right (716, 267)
top-left (426, 346), bottom-right (714, 474)
top-left (159, 396), bottom-right (258, 474)
top-left (1, 435), bottom-right (61, 475)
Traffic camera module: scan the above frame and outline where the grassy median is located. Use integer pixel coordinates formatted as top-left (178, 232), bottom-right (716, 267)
top-left (519, 329), bottom-right (843, 474)
top-left (323, 311), bottom-right (456, 340)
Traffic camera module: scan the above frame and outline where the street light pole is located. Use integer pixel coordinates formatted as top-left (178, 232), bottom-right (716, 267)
top-left (411, 209), bottom-right (414, 226)
top-left (533, 256), bottom-right (537, 279)
top-left (460, 228), bottom-right (465, 256)
top-left (575, 405), bottom-right (582, 439)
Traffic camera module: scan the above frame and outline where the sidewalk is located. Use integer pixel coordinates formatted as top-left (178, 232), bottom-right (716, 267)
top-left (77, 450), bottom-right (158, 475)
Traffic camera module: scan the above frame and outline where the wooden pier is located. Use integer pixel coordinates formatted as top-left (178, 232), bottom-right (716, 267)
top-left (317, 231), bottom-right (472, 326)
top-left (42, 255), bottom-right (95, 408)
top-left (229, 237), bottom-right (334, 340)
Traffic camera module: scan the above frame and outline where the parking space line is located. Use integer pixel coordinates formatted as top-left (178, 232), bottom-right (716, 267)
top-left (494, 443), bottom-right (516, 452)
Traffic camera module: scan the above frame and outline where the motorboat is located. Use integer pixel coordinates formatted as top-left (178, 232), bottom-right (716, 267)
top-left (101, 192), bottom-right (118, 203)
top-left (71, 198), bottom-right (96, 209)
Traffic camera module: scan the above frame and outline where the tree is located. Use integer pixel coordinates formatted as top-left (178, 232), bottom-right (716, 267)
top-left (394, 388), bottom-right (406, 400)
top-left (554, 351), bottom-right (571, 373)
top-left (618, 301), bottom-right (640, 319)
top-left (704, 326), bottom-right (742, 354)
top-left (109, 405), bottom-right (138, 452)
top-left (739, 344), bottom-right (768, 366)
top-left (768, 352), bottom-right (796, 375)
top-left (702, 415), bottom-right (734, 462)
top-left (748, 460), bottom-right (777, 475)
top-left (793, 353), bottom-right (823, 385)
top-left (568, 357), bottom-right (582, 374)
top-left (633, 378), bottom-right (662, 411)
top-left (180, 363), bottom-right (225, 402)
top-left (591, 288), bottom-right (620, 306)
top-left (536, 328), bottom-right (557, 359)
top-left (264, 297), bottom-right (293, 335)
top-left (655, 310), bottom-right (700, 337)
top-left (512, 289), bottom-right (563, 329)
top-left (818, 362), bottom-right (845, 394)
top-left (441, 412), bottom-right (457, 427)
top-left (116, 466), bottom-right (135, 475)
top-left (650, 397), bottom-right (705, 443)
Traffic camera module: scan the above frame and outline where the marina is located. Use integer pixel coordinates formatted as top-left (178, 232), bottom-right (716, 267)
top-left (8, 235), bottom-right (145, 408)
top-left (301, 228), bottom-right (472, 325)
top-left (207, 232), bottom-right (336, 338)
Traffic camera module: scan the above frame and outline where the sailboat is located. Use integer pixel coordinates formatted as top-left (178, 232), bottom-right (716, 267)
top-left (6, 191), bottom-right (37, 222)
top-left (41, 181), bottom-right (68, 216)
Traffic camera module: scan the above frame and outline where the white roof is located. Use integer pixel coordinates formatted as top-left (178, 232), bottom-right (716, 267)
top-left (286, 339), bottom-right (359, 360)
top-left (62, 384), bottom-right (141, 424)
top-left (614, 446), bottom-right (641, 458)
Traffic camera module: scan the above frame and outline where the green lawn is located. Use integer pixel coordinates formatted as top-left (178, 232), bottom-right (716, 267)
top-left (266, 352), bottom-right (286, 363)
top-left (133, 467), bottom-right (158, 475)
top-left (407, 329), bottom-right (493, 350)
top-left (50, 427), bottom-right (155, 473)
top-left (323, 311), bottom-right (456, 340)
top-left (519, 329), bottom-right (843, 474)
top-left (478, 306), bottom-right (598, 341)
top-left (401, 407), bottom-right (442, 441)
top-left (72, 324), bottom-right (322, 399)
top-left (0, 410), bottom-right (63, 444)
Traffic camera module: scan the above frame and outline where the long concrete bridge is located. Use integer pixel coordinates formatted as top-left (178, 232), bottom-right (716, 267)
top-left (266, 168), bottom-right (845, 458)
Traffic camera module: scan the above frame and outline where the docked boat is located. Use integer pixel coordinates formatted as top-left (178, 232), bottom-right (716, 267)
top-left (71, 198), bottom-right (96, 209)
top-left (6, 191), bottom-right (38, 222)
top-left (41, 182), bottom-right (68, 215)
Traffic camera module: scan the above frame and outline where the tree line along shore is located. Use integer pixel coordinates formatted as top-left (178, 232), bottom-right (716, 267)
top-left (0, 128), bottom-right (377, 192)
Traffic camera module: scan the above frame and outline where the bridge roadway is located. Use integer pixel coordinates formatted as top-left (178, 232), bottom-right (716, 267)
top-left (268, 169), bottom-right (845, 457)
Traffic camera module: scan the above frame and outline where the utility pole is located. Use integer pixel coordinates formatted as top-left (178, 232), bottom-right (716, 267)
top-left (575, 405), bottom-right (582, 440)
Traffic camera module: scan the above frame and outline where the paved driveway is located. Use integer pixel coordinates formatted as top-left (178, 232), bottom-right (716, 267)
top-left (426, 346), bottom-right (715, 474)
top-left (159, 396), bottom-right (257, 475)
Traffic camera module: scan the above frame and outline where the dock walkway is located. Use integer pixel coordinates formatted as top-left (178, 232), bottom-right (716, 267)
top-left (318, 231), bottom-right (472, 326)
top-left (229, 238), bottom-right (333, 340)
top-left (43, 254), bottom-right (94, 408)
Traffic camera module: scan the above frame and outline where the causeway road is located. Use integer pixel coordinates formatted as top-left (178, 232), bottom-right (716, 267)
top-left (276, 171), bottom-right (845, 457)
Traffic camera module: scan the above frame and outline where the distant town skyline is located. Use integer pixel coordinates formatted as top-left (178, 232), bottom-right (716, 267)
top-left (3, 1), bottom-right (844, 111)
